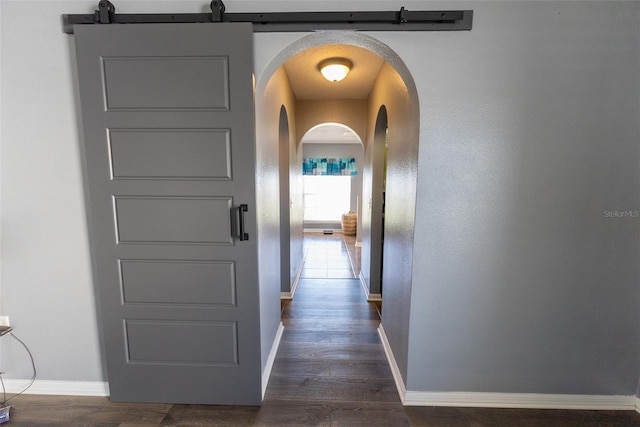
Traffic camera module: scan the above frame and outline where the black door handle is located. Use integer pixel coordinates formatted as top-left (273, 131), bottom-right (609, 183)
top-left (238, 204), bottom-right (249, 241)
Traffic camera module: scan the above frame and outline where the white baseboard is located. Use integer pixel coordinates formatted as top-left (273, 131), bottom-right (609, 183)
top-left (281, 247), bottom-right (305, 300)
top-left (358, 272), bottom-right (382, 302)
top-left (378, 325), bottom-right (637, 411)
top-left (378, 324), bottom-right (407, 402)
top-left (262, 322), bottom-right (284, 399)
top-left (358, 272), bottom-right (368, 298)
top-left (403, 391), bottom-right (638, 410)
top-left (289, 258), bottom-right (303, 299)
top-left (2, 379), bottom-right (109, 396)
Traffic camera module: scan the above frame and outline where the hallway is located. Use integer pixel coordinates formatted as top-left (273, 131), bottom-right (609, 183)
top-left (263, 232), bottom-right (404, 423)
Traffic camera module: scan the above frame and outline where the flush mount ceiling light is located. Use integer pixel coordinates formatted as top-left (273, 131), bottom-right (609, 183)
top-left (318, 58), bottom-right (353, 83)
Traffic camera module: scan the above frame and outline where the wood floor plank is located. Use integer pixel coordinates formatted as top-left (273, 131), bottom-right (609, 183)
top-left (269, 359), bottom-right (333, 378)
top-left (282, 307), bottom-right (379, 320)
top-left (405, 406), bottom-right (640, 427)
top-left (10, 422), bottom-right (120, 427)
top-left (329, 360), bottom-right (393, 379)
top-left (281, 330), bottom-right (381, 344)
top-left (5, 395), bottom-right (170, 426)
top-left (283, 299), bottom-right (375, 310)
top-left (161, 404), bottom-right (260, 426)
top-left (264, 376), bottom-right (400, 402)
top-left (252, 401), bottom-right (332, 426)
top-left (291, 293), bottom-right (366, 303)
top-left (270, 359), bottom-right (393, 380)
top-left (286, 293), bottom-right (369, 302)
top-left (329, 404), bottom-right (410, 427)
top-left (281, 318), bottom-right (381, 332)
top-left (404, 406), bottom-right (487, 427)
top-left (260, 400), bottom-right (408, 427)
top-left (276, 341), bottom-right (388, 361)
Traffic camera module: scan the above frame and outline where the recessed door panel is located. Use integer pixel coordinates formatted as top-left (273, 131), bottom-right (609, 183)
top-left (114, 196), bottom-right (233, 245)
top-left (109, 129), bottom-right (232, 180)
top-left (125, 320), bottom-right (238, 365)
top-left (102, 56), bottom-right (230, 110)
top-left (120, 260), bottom-right (236, 306)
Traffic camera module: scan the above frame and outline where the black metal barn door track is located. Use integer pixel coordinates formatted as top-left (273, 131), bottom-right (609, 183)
top-left (63, 0), bottom-right (472, 34)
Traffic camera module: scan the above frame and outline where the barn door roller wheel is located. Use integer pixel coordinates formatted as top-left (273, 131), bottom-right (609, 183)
top-left (210, 1), bottom-right (226, 22)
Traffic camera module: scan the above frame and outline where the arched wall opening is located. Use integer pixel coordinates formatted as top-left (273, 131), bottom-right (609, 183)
top-left (301, 122), bottom-right (364, 147)
top-left (279, 106), bottom-right (297, 295)
top-left (296, 106), bottom-right (367, 148)
top-left (255, 32), bottom-right (420, 383)
top-left (361, 106), bottom-right (388, 299)
top-left (301, 123), bottom-right (364, 237)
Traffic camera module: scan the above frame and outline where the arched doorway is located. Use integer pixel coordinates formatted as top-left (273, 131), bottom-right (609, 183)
top-left (361, 106), bottom-right (388, 300)
top-left (279, 106), bottom-right (303, 297)
top-left (255, 31), bottom-right (420, 317)
top-left (300, 123), bottom-right (363, 237)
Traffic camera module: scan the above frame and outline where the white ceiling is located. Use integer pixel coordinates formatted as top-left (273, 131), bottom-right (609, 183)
top-left (283, 43), bottom-right (385, 101)
top-left (284, 43), bottom-right (384, 144)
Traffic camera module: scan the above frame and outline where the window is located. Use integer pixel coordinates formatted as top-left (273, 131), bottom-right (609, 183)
top-left (303, 176), bottom-right (351, 221)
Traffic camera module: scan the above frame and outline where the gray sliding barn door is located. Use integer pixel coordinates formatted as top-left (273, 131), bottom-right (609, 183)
top-left (73, 23), bottom-right (261, 405)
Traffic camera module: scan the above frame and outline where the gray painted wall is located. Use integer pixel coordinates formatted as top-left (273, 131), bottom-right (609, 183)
top-left (290, 118), bottom-right (304, 294)
top-left (255, 66), bottom-right (295, 371)
top-left (362, 103), bottom-right (389, 297)
top-left (276, 102), bottom-right (304, 294)
top-left (406, 1), bottom-right (640, 394)
top-left (278, 107), bottom-right (291, 294)
top-left (1, 1), bottom-right (105, 381)
top-left (1, 0), bottom-right (638, 400)
top-left (366, 60), bottom-right (419, 381)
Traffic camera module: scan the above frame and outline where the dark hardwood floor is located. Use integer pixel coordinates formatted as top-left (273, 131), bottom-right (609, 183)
top-left (4, 233), bottom-right (640, 426)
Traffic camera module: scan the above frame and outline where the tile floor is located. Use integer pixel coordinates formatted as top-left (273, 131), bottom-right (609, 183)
top-left (300, 232), bottom-right (360, 279)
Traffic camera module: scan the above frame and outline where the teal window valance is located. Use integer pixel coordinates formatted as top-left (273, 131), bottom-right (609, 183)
top-left (303, 158), bottom-right (357, 176)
